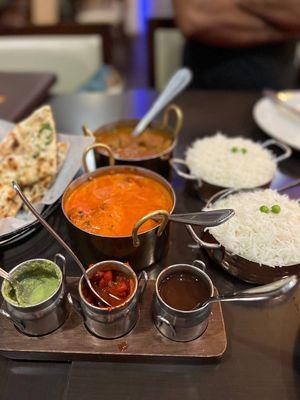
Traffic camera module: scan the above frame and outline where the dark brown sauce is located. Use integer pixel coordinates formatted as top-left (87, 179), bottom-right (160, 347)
top-left (158, 271), bottom-right (210, 311)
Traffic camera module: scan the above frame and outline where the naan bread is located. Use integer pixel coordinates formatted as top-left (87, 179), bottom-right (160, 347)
top-left (0, 183), bottom-right (22, 218)
top-left (0, 106), bottom-right (69, 218)
top-left (0, 153), bottom-right (55, 186)
top-left (24, 141), bottom-right (69, 205)
top-left (0, 105), bottom-right (57, 177)
top-left (57, 141), bottom-right (69, 168)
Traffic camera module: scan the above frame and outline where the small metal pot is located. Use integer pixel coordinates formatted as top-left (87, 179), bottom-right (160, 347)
top-left (62, 163), bottom-right (176, 271)
top-left (170, 139), bottom-right (291, 201)
top-left (68, 260), bottom-right (147, 339)
top-left (84, 104), bottom-right (183, 179)
top-left (186, 183), bottom-right (300, 284)
top-left (0, 254), bottom-right (70, 336)
top-left (152, 261), bottom-right (214, 342)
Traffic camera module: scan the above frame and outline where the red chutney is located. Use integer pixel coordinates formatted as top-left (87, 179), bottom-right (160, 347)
top-left (82, 269), bottom-right (135, 308)
top-left (64, 171), bottom-right (173, 236)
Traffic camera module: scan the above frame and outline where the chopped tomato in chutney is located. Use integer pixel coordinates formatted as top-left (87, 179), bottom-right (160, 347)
top-left (82, 269), bottom-right (135, 308)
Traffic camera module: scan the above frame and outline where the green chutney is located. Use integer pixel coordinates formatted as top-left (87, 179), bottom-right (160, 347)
top-left (1, 260), bottom-right (61, 307)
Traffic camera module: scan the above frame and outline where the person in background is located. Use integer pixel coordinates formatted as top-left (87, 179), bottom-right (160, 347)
top-left (172, 0), bottom-right (300, 90)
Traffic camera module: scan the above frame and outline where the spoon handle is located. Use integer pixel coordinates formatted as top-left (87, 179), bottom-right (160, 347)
top-left (132, 68), bottom-right (192, 137)
top-left (0, 268), bottom-right (13, 283)
top-left (167, 209), bottom-right (234, 227)
top-left (205, 275), bottom-right (298, 307)
top-left (12, 182), bottom-right (86, 276)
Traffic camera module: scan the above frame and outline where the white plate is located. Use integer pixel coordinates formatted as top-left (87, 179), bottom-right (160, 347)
top-left (253, 91), bottom-right (300, 151)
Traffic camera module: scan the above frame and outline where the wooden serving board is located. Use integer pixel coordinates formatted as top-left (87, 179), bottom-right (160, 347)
top-left (0, 278), bottom-right (227, 362)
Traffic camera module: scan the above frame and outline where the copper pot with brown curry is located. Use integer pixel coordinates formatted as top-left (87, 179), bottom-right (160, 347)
top-left (83, 104), bottom-right (183, 179)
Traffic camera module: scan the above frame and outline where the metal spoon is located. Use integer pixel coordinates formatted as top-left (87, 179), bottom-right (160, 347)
top-left (201, 275), bottom-right (298, 308)
top-left (0, 267), bottom-right (24, 304)
top-left (132, 68), bottom-right (192, 137)
top-left (12, 182), bottom-right (118, 307)
top-left (165, 209), bottom-right (235, 227)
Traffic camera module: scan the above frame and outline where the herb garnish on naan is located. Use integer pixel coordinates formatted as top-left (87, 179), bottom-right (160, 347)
top-left (0, 106), bottom-right (68, 218)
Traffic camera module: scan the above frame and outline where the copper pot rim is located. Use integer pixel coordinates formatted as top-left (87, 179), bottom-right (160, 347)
top-left (61, 165), bottom-right (176, 239)
top-left (78, 260), bottom-right (138, 311)
top-left (93, 118), bottom-right (178, 162)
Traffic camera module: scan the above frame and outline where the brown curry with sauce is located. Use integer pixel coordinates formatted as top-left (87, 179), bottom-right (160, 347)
top-left (95, 126), bottom-right (173, 159)
top-left (64, 171), bottom-right (173, 237)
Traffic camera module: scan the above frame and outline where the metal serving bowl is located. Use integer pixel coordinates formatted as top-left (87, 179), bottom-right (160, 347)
top-left (0, 254), bottom-right (70, 336)
top-left (152, 261), bottom-right (213, 342)
top-left (84, 104), bottom-right (183, 179)
top-left (62, 153), bottom-right (176, 271)
top-left (68, 260), bottom-right (147, 339)
top-left (186, 185), bottom-right (300, 284)
top-left (170, 139), bottom-right (291, 202)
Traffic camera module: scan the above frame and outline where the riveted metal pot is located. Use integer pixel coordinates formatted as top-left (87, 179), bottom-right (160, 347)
top-left (186, 181), bottom-right (300, 284)
top-left (170, 139), bottom-right (292, 201)
top-left (0, 254), bottom-right (70, 336)
top-left (68, 260), bottom-right (147, 339)
top-left (83, 103), bottom-right (183, 179)
top-left (62, 154), bottom-right (176, 271)
top-left (152, 261), bottom-right (214, 342)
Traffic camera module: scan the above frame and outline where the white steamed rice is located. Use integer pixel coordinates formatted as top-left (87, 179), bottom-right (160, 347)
top-left (207, 189), bottom-right (300, 267)
top-left (185, 133), bottom-right (276, 188)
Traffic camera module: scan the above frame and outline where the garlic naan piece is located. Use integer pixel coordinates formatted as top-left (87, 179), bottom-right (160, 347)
top-left (0, 105), bottom-right (57, 177)
top-left (23, 141), bottom-right (69, 205)
top-left (0, 183), bottom-right (22, 218)
top-left (0, 106), bottom-right (69, 218)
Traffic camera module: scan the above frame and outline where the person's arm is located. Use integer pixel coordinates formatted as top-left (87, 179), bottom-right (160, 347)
top-left (172, 0), bottom-right (289, 48)
top-left (237, 0), bottom-right (300, 32)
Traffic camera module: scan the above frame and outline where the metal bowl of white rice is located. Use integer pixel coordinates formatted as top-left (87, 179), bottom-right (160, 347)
top-left (170, 133), bottom-right (291, 201)
top-left (186, 184), bottom-right (300, 284)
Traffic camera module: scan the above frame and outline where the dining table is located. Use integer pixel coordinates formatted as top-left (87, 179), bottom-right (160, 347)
top-left (0, 89), bottom-right (299, 400)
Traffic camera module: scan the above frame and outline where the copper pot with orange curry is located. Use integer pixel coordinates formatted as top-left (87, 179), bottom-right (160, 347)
top-left (62, 148), bottom-right (176, 271)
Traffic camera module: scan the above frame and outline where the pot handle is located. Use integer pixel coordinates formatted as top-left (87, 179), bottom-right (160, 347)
top-left (82, 124), bottom-right (95, 138)
top-left (185, 224), bottom-right (221, 249)
top-left (132, 210), bottom-right (170, 247)
top-left (262, 139), bottom-right (292, 163)
top-left (205, 188), bottom-right (236, 208)
top-left (162, 104), bottom-right (183, 139)
top-left (0, 308), bottom-right (25, 331)
top-left (54, 253), bottom-right (67, 286)
top-left (82, 143), bottom-right (115, 173)
top-left (137, 271), bottom-right (148, 302)
top-left (156, 315), bottom-right (176, 338)
top-left (67, 293), bottom-right (86, 322)
top-left (169, 158), bottom-right (197, 181)
top-left (192, 259), bottom-right (207, 270)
